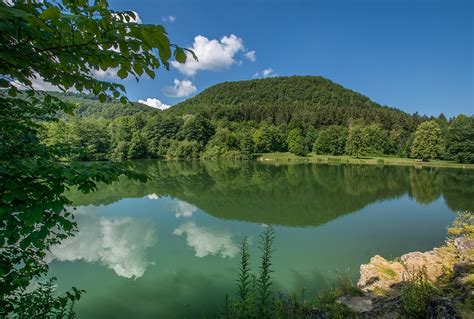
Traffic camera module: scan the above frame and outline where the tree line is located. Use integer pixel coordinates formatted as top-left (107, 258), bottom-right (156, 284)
top-left (43, 108), bottom-right (473, 163)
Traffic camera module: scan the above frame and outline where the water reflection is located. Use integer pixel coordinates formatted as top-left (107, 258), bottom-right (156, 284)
top-left (145, 193), bottom-right (160, 200)
top-left (47, 209), bottom-right (157, 278)
top-left (173, 222), bottom-right (238, 258)
top-left (50, 161), bottom-right (474, 319)
top-left (171, 200), bottom-right (197, 218)
top-left (66, 161), bottom-right (474, 227)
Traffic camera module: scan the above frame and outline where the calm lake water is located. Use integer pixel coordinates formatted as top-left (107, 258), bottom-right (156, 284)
top-left (48, 160), bottom-right (473, 318)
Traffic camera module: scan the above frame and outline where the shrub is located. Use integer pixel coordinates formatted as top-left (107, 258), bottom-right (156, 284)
top-left (447, 211), bottom-right (474, 239)
top-left (313, 125), bottom-right (348, 156)
top-left (222, 229), bottom-right (356, 319)
top-left (166, 140), bottom-right (201, 159)
top-left (223, 227), bottom-right (275, 319)
top-left (6, 278), bottom-right (83, 318)
top-left (401, 268), bottom-right (437, 318)
top-left (287, 128), bottom-right (306, 156)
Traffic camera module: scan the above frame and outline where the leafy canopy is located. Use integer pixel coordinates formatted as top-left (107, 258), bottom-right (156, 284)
top-left (0, 0), bottom-right (192, 315)
top-left (410, 120), bottom-right (445, 160)
top-left (446, 115), bottom-right (474, 164)
top-left (0, 0), bottom-right (195, 101)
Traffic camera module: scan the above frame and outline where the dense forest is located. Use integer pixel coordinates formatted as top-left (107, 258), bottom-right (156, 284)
top-left (43, 76), bottom-right (474, 163)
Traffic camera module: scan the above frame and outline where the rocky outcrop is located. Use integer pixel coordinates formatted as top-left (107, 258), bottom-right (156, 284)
top-left (358, 255), bottom-right (404, 294)
top-left (339, 236), bottom-right (473, 318)
top-left (358, 244), bottom-right (460, 294)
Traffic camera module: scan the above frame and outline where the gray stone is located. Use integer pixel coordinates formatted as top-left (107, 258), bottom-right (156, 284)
top-left (426, 297), bottom-right (462, 319)
top-left (454, 237), bottom-right (474, 262)
top-left (337, 295), bottom-right (373, 313)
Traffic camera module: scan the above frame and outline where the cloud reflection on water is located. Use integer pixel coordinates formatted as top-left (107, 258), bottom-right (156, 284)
top-left (172, 200), bottom-right (197, 218)
top-left (173, 222), bottom-right (238, 258)
top-left (47, 213), bottom-right (157, 279)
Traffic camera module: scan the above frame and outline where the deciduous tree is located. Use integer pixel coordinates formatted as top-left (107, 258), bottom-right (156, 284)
top-left (345, 125), bottom-right (368, 158)
top-left (446, 115), bottom-right (474, 163)
top-left (0, 0), bottom-right (191, 314)
top-left (410, 120), bottom-right (445, 160)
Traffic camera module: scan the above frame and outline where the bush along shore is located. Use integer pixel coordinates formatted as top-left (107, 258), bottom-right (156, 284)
top-left (220, 212), bottom-right (473, 318)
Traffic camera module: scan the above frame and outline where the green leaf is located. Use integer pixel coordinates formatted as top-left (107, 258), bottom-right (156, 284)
top-left (0, 79), bottom-right (9, 88)
top-left (133, 63), bottom-right (144, 76)
top-left (93, 84), bottom-right (101, 95)
top-left (185, 48), bottom-right (198, 61)
top-left (145, 68), bottom-right (155, 79)
top-left (41, 7), bottom-right (60, 20)
top-left (117, 68), bottom-right (128, 79)
top-left (98, 93), bottom-right (106, 103)
top-left (174, 48), bottom-right (187, 63)
top-left (0, 7), bottom-right (31, 18)
top-left (8, 86), bottom-right (17, 97)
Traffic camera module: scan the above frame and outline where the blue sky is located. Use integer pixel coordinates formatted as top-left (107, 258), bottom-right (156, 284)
top-left (109, 0), bottom-right (473, 117)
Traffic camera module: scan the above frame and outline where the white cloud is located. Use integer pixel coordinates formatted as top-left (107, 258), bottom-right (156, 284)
top-left (244, 50), bottom-right (256, 62)
top-left (163, 79), bottom-right (197, 97)
top-left (173, 222), bottom-right (238, 258)
top-left (47, 215), bottom-right (157, 279)
top-left (11, 73), bottom-right (70, 92)
top-left (128, 11), bottom-right (142, 24)
top-left (171, 34), bottom-right (246, 76)
top-left (138, 98), bottom-right (171, 110)
top-left (26, 76), bottom-right (61, 91)
top-left (162, 15), bottom-right (176, 22)
top-left (253, 68), bottom-right (276, 78)
top-left (145, 193), bottom-right (160, 200)
top-left (91, 67), bottom-right (120, 80)
top-left (262, 68), bottom-right (274, 77)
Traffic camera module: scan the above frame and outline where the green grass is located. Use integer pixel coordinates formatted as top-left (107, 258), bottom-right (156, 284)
top-left (376, 265), bottom-right (397, 280)
top-left (258, 152), bottom-right (474, 169)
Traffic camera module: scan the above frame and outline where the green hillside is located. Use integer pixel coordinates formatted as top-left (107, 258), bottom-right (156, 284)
top-left (169, 76), bottom-right (418, 131)
top-left (52, 92), bottom-right (158, 119)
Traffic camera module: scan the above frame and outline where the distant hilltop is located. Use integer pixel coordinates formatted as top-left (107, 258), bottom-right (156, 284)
top-left (50, 76), bottom-right (441, 132)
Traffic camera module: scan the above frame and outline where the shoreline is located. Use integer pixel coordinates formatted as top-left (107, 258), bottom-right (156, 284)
top-left (258, 152), bottom-right (474, 169)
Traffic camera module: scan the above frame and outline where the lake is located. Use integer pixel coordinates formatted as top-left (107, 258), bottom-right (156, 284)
top-left (48, 160), bottom-right (474, 318)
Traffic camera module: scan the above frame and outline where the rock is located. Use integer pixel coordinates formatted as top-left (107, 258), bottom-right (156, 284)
top-left (401, 249), bottom-right (449, 282)
top-left (302, 308), bottom-right (328, 319)
top-left (358, 255), bottom-right (404, 293)
top-left (454, 237), bottom-right (474, 263)
top-left (357, 237), bottom-right (472, 318)
top-left (359, 246), bottom-right (458, 294)
top-left (360, 296), bottom-right (405, 319)
top-left (426, 297), bottom-right (462, 319)
top-left (337, 295), bottom-right (373, 313)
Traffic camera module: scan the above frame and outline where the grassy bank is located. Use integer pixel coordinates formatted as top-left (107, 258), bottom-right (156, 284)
top-left (258, 152), bottom-right (474, 169)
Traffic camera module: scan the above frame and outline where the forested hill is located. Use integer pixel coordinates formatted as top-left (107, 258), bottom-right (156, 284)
top-left (52, 92), bottom-right (158, 119)
top-left (169, 76), bottom-right (418, 131)
top-left (50, 76), bottom-right (421, 131)
top-left (39, 76), bottom-right (473, 163)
